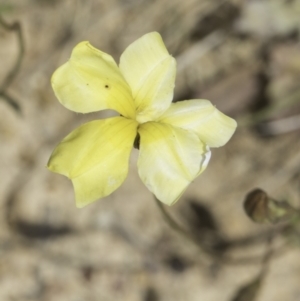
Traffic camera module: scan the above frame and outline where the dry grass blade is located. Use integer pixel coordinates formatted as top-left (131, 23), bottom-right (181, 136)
top-left (0, 14), bottom-right (24, 112)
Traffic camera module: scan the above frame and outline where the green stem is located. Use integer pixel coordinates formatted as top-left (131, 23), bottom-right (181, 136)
top-left (154, 196), bottom-right (288, 266)
top-left (155, 196), bottom-right (214, 250)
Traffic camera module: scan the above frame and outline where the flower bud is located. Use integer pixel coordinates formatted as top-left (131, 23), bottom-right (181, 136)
top-left (244, 188), bottom-right (297, 224)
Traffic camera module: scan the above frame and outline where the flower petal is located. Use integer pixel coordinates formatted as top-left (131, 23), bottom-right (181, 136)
top-left (47, 117), bottom-right (138, 207)
top-left (137, 122), bottom-right (211, 206)
top-left (158, 99), bottom-right (237, 147)
top-left (119, 32), bottom-right (176, 123)
top-left (51, 41), bottom-right (135, 118)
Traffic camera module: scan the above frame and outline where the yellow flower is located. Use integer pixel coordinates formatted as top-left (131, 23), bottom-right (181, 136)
top-left (47, 32), bottom-right (237, 208)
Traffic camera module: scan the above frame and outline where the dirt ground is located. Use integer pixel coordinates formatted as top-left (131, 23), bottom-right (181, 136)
top-left (0, 0), bottom-right (300, 300)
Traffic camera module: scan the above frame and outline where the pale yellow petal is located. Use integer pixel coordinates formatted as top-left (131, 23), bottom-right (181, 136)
top-left (51, 41), bottom-right (135, 118)
top-left (158, 99), bottom-right (237, 147)
top-left (119, 32), bottom-right (176, 123)
top-left (137, 122), bottom-right (211, 206)
top-left (47, 117), bottom-right (138, 207)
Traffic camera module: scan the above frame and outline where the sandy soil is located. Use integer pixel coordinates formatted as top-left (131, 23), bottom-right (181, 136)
top-left (0, 0), bottom-right (300, 300)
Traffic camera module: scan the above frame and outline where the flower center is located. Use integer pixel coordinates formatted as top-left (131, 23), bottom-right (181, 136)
top-left (135, 112), bottom-right (153, 124)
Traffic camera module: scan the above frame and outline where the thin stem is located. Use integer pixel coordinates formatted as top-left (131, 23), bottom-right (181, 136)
top-left (154, 196), bottom-right (288, 266)
top-left (154, 196), bottom-right (209, 248)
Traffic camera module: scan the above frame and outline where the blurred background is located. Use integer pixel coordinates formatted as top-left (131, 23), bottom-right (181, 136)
top-left (0, 0), bottom-right (300, 300)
